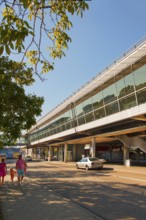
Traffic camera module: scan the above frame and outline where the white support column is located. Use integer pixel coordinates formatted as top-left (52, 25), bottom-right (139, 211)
top-left (37, 148), bottom-right (41, 160)
top-left (90, 138), bottom-right (96, 157)
top-left (48, 146), bottom-right (52, 161)
top-left (64, 144), bottom-right (68, 163)
top-left (123, 145), bottom-right (130, 167)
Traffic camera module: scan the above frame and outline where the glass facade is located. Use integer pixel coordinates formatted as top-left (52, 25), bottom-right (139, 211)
top-left (29, 63), bottom-right (146, 142)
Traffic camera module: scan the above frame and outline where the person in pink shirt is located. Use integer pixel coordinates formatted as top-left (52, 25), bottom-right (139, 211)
top-left (0, 158), bottom-right (7, 186)
top-left (16, 155), bottom-right (27, 185)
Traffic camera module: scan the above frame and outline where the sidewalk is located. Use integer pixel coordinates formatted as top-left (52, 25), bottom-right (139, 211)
top-left (0, 162), bottom-right (102, 220)
top-left (1, 161), bottom-right (146, 220)
top-left (0, 183), bottom-right (96, 220)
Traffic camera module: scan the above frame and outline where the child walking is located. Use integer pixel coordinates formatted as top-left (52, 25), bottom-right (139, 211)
top-left (10, 168), bottom-right (16, 185)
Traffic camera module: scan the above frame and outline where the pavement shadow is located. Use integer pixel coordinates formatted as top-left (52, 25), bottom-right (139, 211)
top-left (2, 161), bottom-right (146, 220)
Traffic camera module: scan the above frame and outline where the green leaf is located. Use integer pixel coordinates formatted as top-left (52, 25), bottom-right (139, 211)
top-left (9, 42), bottom-right (14, 50)
top-left (5, 45), bottom-right (10, 55)
top-left (18, 46), bottom-right (22, 53)
top-left (0, 46), bottom-right (4, 55)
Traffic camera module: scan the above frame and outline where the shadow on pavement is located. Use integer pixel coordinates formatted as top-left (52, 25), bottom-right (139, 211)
top-left (1, 161), bottom-right (146, 220)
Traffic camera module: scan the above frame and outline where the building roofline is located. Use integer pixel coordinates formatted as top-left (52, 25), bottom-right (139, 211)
top-left (27, 36), bottom-right (146, 134)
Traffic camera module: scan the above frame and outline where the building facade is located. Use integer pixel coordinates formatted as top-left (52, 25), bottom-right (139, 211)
top-left (25, 38), bottom-right (146, 165)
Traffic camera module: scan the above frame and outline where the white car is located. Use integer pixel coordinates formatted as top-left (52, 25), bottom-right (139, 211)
top-left (25, 156), bottom-right (33, 161)
top-left (76, 157), bottom-right (104, 170)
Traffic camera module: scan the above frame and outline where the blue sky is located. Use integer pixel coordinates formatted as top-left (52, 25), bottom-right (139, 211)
top-left (25, 0), bottom-right (146, 119)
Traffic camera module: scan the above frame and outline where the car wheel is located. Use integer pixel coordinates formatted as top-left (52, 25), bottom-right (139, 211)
top-left (76, 164), bottom-right (79, 169)
top-left (85, 165), bottom-right (89, 171)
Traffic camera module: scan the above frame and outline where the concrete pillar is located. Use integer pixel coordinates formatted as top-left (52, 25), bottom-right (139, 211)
top-left (45, 147), bottom-right (49, 160)
top-left (90, 137), bottom-right (96, 157)
top-left (123, 145), bottom-right (130, 167)
top-left (58, 145), bottom-right (64, 161)
top-left (35, 148), bottom-right (38, 159)
top-left (37, 148), bottom-right (41, 160)
top-left (48, 146), bottom-right (52, 161)
top-left (72, 144), bottom-right (76, 161)
top-left (64, 144), bottom-right (68, 163)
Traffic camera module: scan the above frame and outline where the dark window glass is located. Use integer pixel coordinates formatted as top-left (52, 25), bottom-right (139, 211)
top-left (92, 91), bottom-right (103, 110)
top-left (85, 112), bottom-right (95, 123)
top-left (60, 124), bottom-right (66, 132)
top-left (103, 83), bottom-right (117, 105)
top-left (71, 119), bottom-right (77, 128)
top-left (94, 107), bottom-right (105, 120)
top-left (52, 128), bottom-right (57, 135)
top-left (81, 158), bottom-right (87, 162)
top-left (75, 103), bottom-right (84, 117)
top-left (116, 76), bottom-right (126, 98)
top-left (137, 89), bottom-right (146, 105)
top-left (133, 65), bottom-right (146, 90)
top-left (66, 122), bottom-right (72, 130)
top-left (77, 116), bottom-right (86, 126)
top-left (63, 110), bottom-right (73, 121)
top-left (119, 94), bottom-right (136, 111)
top-left (105, 101), bottom-right (119, 116)
top-left (124, 73), bottom-right (134, 94)
top-left (83, 97), bottom-right (93, 113)
top-left (56, 126), bottom-right (61, 133)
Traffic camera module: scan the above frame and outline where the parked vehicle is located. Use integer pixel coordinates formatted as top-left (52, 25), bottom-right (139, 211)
top-left (76, 157), bottom-right (105, 170)
top-left (25, 156), bottom-right (33, 161)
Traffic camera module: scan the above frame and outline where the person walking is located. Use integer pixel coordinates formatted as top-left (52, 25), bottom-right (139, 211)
top-left (10, 167), bottom-right (16, 185)
top-left (0, 158), bottom-right (7, 186)
top-left (16, 155), bottom-right (27, 185)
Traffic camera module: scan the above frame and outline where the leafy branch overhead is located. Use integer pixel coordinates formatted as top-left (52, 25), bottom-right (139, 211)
top-left (0, 0), bottom-right (89, 74)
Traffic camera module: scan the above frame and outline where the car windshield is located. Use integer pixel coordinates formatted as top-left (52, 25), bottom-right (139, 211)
top-left (89, 157), bottom-right (99, 161)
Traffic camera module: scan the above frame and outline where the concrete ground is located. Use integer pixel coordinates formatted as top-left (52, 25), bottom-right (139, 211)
top-left (0, 160), bottom-right (146, 220)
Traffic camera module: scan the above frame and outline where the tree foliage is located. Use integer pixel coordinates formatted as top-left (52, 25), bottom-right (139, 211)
top-left (0, 56), bottom-right (44, 146)
top-left (0, 0), bottom-right (89, 75)
top-left (0, 1), bottom-right (89, 146)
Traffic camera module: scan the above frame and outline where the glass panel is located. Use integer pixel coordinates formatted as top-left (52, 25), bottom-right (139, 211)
top-left (137, 89), bottom-right (146, 105)
top-left (56, 126), bottom-right (61, 133)
top-left (119, 94), bottom-right (136, 111)
top-left (48, 130), bottom-right (52, 136)
top-left (51, 128), bottom-right (56, 135)
top-left (77, 116), bottom-right (86, 126)
top-left (124, 72), bottom-right (134, 94)
top-left (116, 76), bottom-right (126, 98)
top-left (133, 65), bottom-right (146, 90)
top-left (75, 103), bottom-right (84, 117)
top-left (85, 112), bottom-right (95, 123)
top-left (71, 119), bottom-right (77, 127)
top-left (65, 121), bottom-right (72, 130)
top-left (52, 116), bottom-right (59, 126)
top-left (103, 83), bottom-right (117, 105)
top-left (46, 132), bottom-right (49, 137)
top-left (60, 124), bottom-right (66, 132)
top-left (83, 97), bottom-right (93, 113)
top-left (63, 111), bottom-right (71, 122)
top-left (105, 101), bottom-right (119, 116)
top-left (92, 91), bottom-right (103, 110)
top-left (94, 107), bottom-right (105, 119)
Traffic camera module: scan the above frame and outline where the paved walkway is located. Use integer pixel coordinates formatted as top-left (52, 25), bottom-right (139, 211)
top-left (0, 161), bottom-right (102, 220)
top-left (0, 161), bottom-right (146, 220)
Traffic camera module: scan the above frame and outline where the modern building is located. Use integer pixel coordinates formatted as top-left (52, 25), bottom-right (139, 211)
top-left (25, 38), bottom-right (146, 165)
